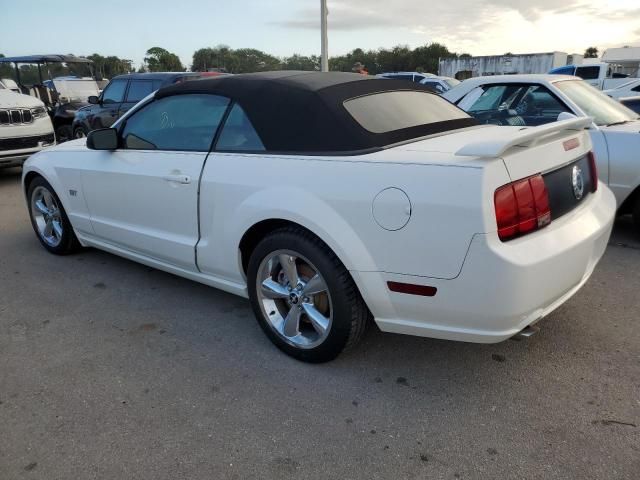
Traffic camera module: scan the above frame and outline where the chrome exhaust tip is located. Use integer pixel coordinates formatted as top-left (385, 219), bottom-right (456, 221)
top-left (517, 325), bottom-right (540, 338)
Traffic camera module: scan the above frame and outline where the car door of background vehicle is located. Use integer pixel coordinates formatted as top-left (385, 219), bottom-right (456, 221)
top-left (95, 78), bottom-right (128, 128)
top-left (80, 94), bottom-right (230, 270)
top-left (118, 79), bottom-right (163, 118)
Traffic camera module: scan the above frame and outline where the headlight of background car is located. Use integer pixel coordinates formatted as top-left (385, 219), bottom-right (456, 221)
top-left (30, 106), bottom-right (48, 119)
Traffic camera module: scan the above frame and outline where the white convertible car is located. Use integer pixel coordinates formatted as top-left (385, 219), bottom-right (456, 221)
top-left (444, 74), bottom-right (640, 232)
top-left (23, 72), bottom-right (616, 362)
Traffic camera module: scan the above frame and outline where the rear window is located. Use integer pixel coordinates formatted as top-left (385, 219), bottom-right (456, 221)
top-left (343, 90), bottom-right (469, 134)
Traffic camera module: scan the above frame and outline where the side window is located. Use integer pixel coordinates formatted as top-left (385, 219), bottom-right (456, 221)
top-left (216, 104), bottom-right (265, 151)
top-left (463, 85), bottom-right (508, 112)
top-left (125, 80), bottom-right (155, 103)
top-left (102, 79), bottom-right (128, 104)
top-left (121, 94), bottom-right (230, 152)
top-left (576, 66), bottom-right (601, 80)
top-left (632, 84), bottom-right (640, 92)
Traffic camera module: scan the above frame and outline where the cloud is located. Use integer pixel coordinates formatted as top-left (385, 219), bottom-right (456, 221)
top-left (272, 0), bottom-right (640, 55)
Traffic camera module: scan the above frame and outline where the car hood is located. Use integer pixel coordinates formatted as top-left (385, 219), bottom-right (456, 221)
top-left (0, 89), bottom-right (45, 109)
top-left (600, 119), bottom-right (640, 133)
top-left (44, 138), bottom-right (87, 152)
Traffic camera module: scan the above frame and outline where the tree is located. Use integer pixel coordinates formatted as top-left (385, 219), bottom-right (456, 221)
top-left (282, 54), bottom-right (320, 71)
top-left (87, 54), bottom-right (133, 79)
top-left (328, 42), bottom-right (459, 75)
top-left (144, 47), bottom-right (185, 72)
top-left (0, 53), bottom-right (13, 82)
top-left (584, 47), bottom-right (599, 59)
top-left (192, 46), bottom-right (280, 73)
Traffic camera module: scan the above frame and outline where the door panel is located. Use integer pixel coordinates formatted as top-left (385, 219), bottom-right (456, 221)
top-left (81, 150), bottom-right (206, 270)
top-left (80, 93), bottom-right (231, 270)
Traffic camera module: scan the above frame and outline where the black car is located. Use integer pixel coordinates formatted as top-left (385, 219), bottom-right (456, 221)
top-left (71, 72), bottom-right (225, 138)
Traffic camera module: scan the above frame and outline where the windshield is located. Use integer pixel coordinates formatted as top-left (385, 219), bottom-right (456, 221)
top-left (53, 78), bottom-right (100, 102)
top-left (555, 80), bottom-right (639, 125)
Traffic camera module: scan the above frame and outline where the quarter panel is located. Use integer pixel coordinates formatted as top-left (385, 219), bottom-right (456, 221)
top-left (197, 151), bottom-right (504, 283)
top-left (602, 129), bottom-right (640, 207)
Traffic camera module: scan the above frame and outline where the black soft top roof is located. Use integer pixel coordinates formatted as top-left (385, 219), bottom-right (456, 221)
top-left (156, 71), bottom-right (476, 154)
top-left (112, 72), bottom-right (201, 82)
top-left (0, 55), bottom-right (93, 64)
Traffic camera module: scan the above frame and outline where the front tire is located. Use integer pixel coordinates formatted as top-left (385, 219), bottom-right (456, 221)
top-left (27, 177), bottom-right (80, 255)
top-left (247, 227), bottom-right (368, 363)
top-left (73, 125), bottom-right (88, 139)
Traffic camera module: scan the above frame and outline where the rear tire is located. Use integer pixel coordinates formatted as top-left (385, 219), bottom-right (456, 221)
top-left (27, 177), bottom-right (80, 255)
top-left (247, 227), bottom-right (368, 363)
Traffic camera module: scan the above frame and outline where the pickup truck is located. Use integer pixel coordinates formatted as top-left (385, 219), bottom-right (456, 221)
top-left (550, 63), bottom-right (638, 90)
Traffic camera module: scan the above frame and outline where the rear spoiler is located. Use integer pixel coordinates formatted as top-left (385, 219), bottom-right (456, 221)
top-left (455, 117), bottom-right (592, 158)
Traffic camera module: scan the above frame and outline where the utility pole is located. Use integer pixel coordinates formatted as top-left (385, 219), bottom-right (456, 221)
top-left (320, 0), bottom-right (329, 72)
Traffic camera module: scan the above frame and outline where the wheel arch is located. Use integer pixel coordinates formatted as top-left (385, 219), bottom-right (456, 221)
top-left (237, 217), bottom-right (376, 320)
top-left (238, 217), bottom-right (374, 276)
top-left (21, 165), bottom-right (72, 216)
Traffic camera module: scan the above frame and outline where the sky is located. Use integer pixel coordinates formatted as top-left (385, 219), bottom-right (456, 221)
top-left (2, 0), bottom-right (639, 69)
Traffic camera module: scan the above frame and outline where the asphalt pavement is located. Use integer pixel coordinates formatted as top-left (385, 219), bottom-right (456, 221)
top-left (1, 167), bottom-right (638, 479)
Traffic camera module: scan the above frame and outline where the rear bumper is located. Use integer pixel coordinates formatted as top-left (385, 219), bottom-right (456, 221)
top-left (354, 185), bottom-right (617, 343)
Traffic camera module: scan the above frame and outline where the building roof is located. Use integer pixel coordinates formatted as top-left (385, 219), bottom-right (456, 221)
top-left (0, 55), bottom-right (93, 64)
top-left (156, 71), bottom-right (476, 153)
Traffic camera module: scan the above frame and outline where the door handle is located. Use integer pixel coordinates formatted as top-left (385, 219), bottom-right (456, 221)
top-left (162, 174), bottom-right (191, 184)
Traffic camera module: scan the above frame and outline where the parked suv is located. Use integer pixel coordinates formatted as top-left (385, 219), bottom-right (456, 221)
top-left (71, 72), bottom-right (225, 138)
top-left (0, 55), bottom-right (100, 142)
top-left (0, 80), bottom-right (55, 168)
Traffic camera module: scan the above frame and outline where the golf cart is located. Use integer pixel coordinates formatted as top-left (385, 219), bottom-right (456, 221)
top-left (0, 55), bottom-right (100, 142)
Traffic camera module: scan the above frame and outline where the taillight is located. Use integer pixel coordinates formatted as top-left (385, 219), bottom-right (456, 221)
top-left (494, 174), bottom-right (551, 242)
top-left (588, 151), bottom-right (598, 192)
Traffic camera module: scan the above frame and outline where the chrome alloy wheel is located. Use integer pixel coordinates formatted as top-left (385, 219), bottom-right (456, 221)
top-left (30, 186), bottom-right (63, 247)
top-left (256, 250), bottom-right (333, 349)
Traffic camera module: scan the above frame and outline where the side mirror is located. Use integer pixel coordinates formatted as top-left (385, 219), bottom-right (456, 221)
top-left (87, 128), bottom-right (118, 150)
top-left (557, 112), bottom-right (578, 122)
top-left (88, 95), bottom-right (99, 105)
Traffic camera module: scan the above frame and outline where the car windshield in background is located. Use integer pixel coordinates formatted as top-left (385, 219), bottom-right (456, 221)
top-left (554, 80), bottom-right (640, 126)
top-left (53, 79), bottom-right (100, 102)
top-left (445, 78), bottom-right (460, 88)
top-left (344, 90), bottom-right (469, 134)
